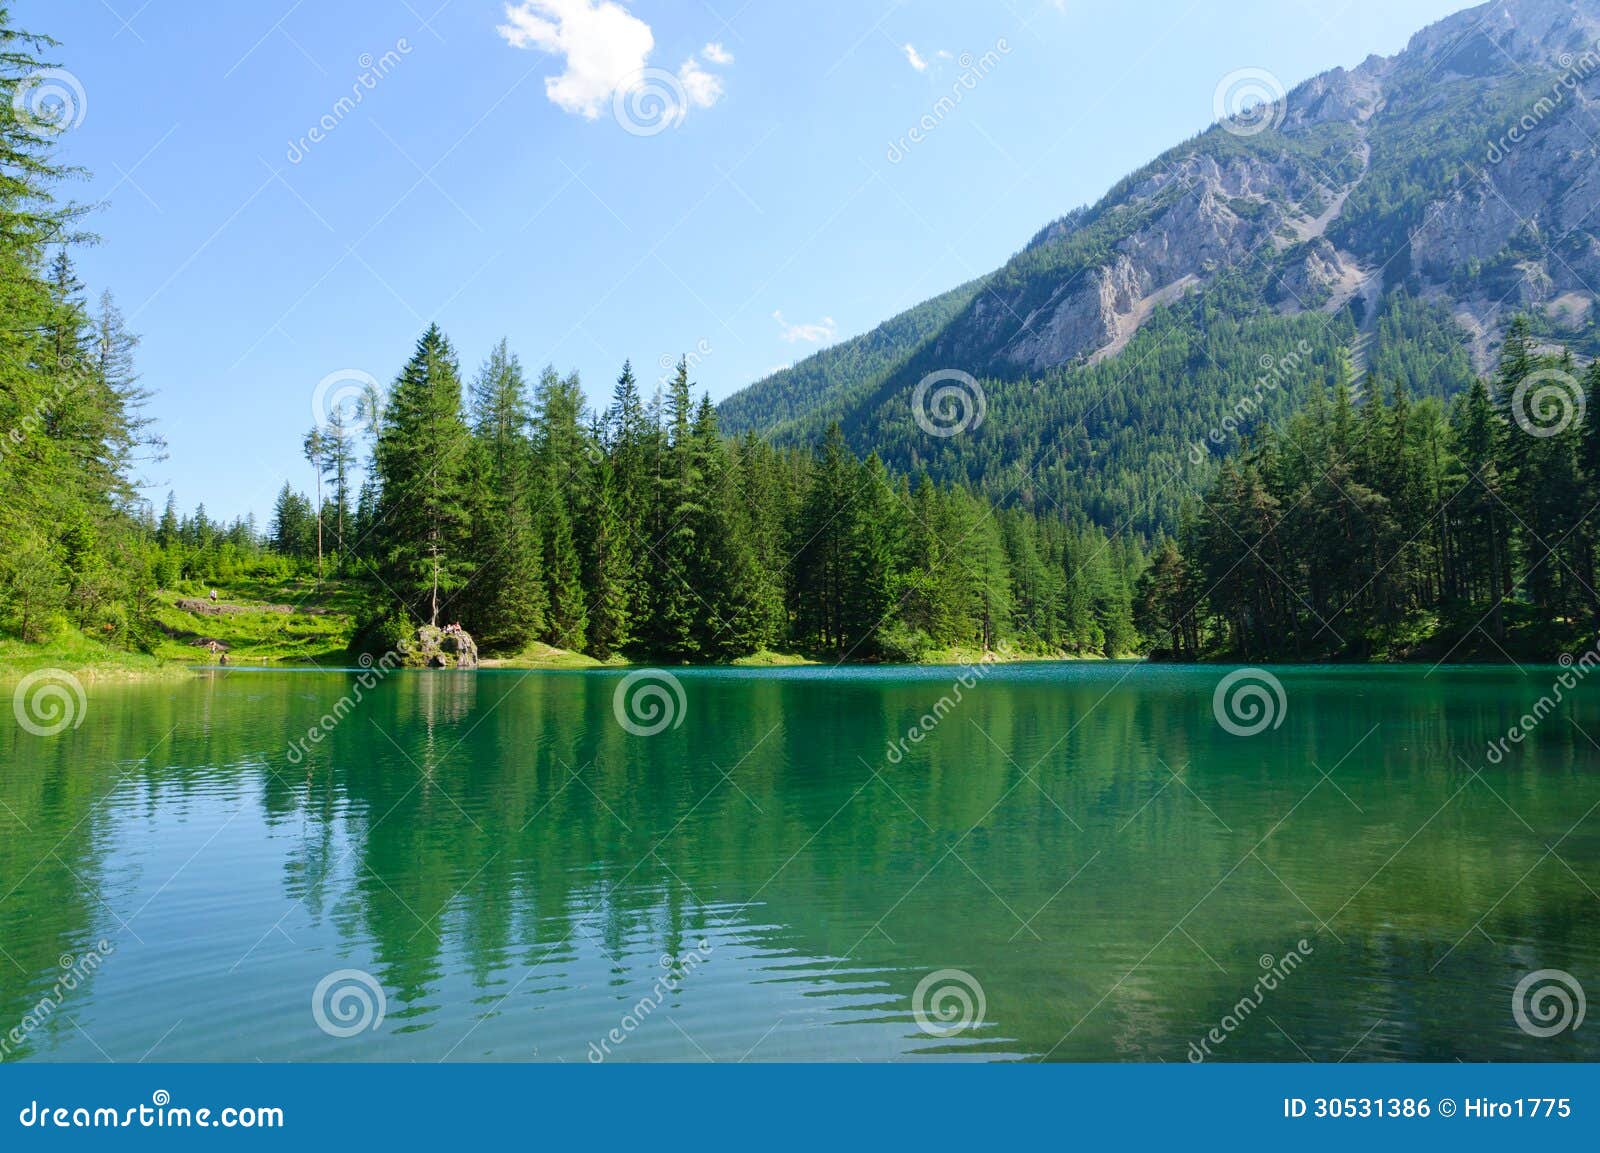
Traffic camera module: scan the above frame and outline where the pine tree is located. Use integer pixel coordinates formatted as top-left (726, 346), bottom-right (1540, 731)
top-left (270, 483), bottom-right (313, 558)
top-left (372, 324), bottom-right (473, 626)
top-left (302, 426), bottom-right (327, 579)
top-left (321, 407), bottom-right (356, 570)
top-left (837, 451), bottom-right (901, 655)
top-left (533, 365), bottom-right (589, 650)
top-left (645, 358), bottom-right (703, 659)
top-left (687, 396), bottom-right (763, 659)
top-left (795, 423), bottom-right (857, 654)
top-left (461, 341), bottom-right (546, 650)
top-left (603, 361), bottom-right (648, 627)
top-left (156, 492), bottom-right (180, 550)
top-left (581, 452), bottom-right (630, 659)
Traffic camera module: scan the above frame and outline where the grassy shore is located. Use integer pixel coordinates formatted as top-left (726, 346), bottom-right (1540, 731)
top-left (4, 578), bottom-right (1103, 679)
top-left (145, 576), bottom-right (362, 666)
top-left (0, 630), bottom-right (185, 682)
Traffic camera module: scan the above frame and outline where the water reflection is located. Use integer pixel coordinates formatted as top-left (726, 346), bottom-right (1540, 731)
top-left (1, 664), bottom-right (1597, 1061)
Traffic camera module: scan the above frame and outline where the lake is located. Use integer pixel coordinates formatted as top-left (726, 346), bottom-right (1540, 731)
top-left (2, 662), bottom-right (1597, 1062)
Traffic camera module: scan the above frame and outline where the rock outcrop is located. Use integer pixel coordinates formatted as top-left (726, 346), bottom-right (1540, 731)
top-left (397, 625), bottom-right (479, 670)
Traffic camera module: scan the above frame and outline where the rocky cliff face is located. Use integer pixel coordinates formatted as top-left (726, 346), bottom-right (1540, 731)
top-left (724, 0), bottom-right (1600, 433)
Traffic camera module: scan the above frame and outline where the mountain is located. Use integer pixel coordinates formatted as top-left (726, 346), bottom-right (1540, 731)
top-left (721, 0), bottom-right (1600, 534)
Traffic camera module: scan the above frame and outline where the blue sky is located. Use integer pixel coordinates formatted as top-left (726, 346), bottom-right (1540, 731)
top-left (29, 0), bottom-right (1469, 522)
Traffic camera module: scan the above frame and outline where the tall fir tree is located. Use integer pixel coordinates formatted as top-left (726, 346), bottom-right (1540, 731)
top-left (372, 324), bottom-right (473, 626)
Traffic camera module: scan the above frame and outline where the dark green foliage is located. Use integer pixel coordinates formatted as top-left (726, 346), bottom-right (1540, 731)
top-left (1159, 320), bottom-right (1599, 660)
top-left (458, 341), bottom-right (546, 651)
top-left (0, 9), bottom-right (163, 649)
top-left (370, 325), bottom-right (472, 627)
top-left (334, 333), bottom-right (1143, 663)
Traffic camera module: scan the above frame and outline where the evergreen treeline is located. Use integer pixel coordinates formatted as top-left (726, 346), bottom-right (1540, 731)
top-left (334, 327), bottom-right (1143, 661)
top-left (1138, 318), bottom-right (1600, 660)
top-left (4, 2), bottom-right (1597, 669)
top-left (0, 16), bottom-right (170, 648)
top-left (726, 282), bottom-right (1476, 537)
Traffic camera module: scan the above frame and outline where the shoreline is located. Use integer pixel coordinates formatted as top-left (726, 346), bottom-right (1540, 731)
top-left (4, 643), bottom-right (1583, 684)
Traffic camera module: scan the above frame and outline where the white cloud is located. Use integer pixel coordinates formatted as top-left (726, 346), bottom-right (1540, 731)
top-left (497, 1), bottom-right (655, 119)
top-left (903, 43), bottom-right (928, 72)
top-left (497, 1), bottom-right (731, 123)
top-left (678, 56), bottom-right (724, 110)
top-left (773, 311), bottom-right (837, 344)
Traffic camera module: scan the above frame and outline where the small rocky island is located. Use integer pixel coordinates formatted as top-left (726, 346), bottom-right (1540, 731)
top-left (397, 623), bottom-right (479, 669)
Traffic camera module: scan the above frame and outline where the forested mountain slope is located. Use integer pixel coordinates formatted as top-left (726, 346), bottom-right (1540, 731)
top-left (722, 0), bottom-right (1600, 534)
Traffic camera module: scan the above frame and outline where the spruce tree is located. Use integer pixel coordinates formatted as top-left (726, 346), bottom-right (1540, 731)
top-left (645, 357), bottom-right (703, 660)
top-left (461, 341), bottom-right (546, 651)
top-left (533, 365), bottom-right (589, 650)
top-left (372, 324), bottom-right (473, 626)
